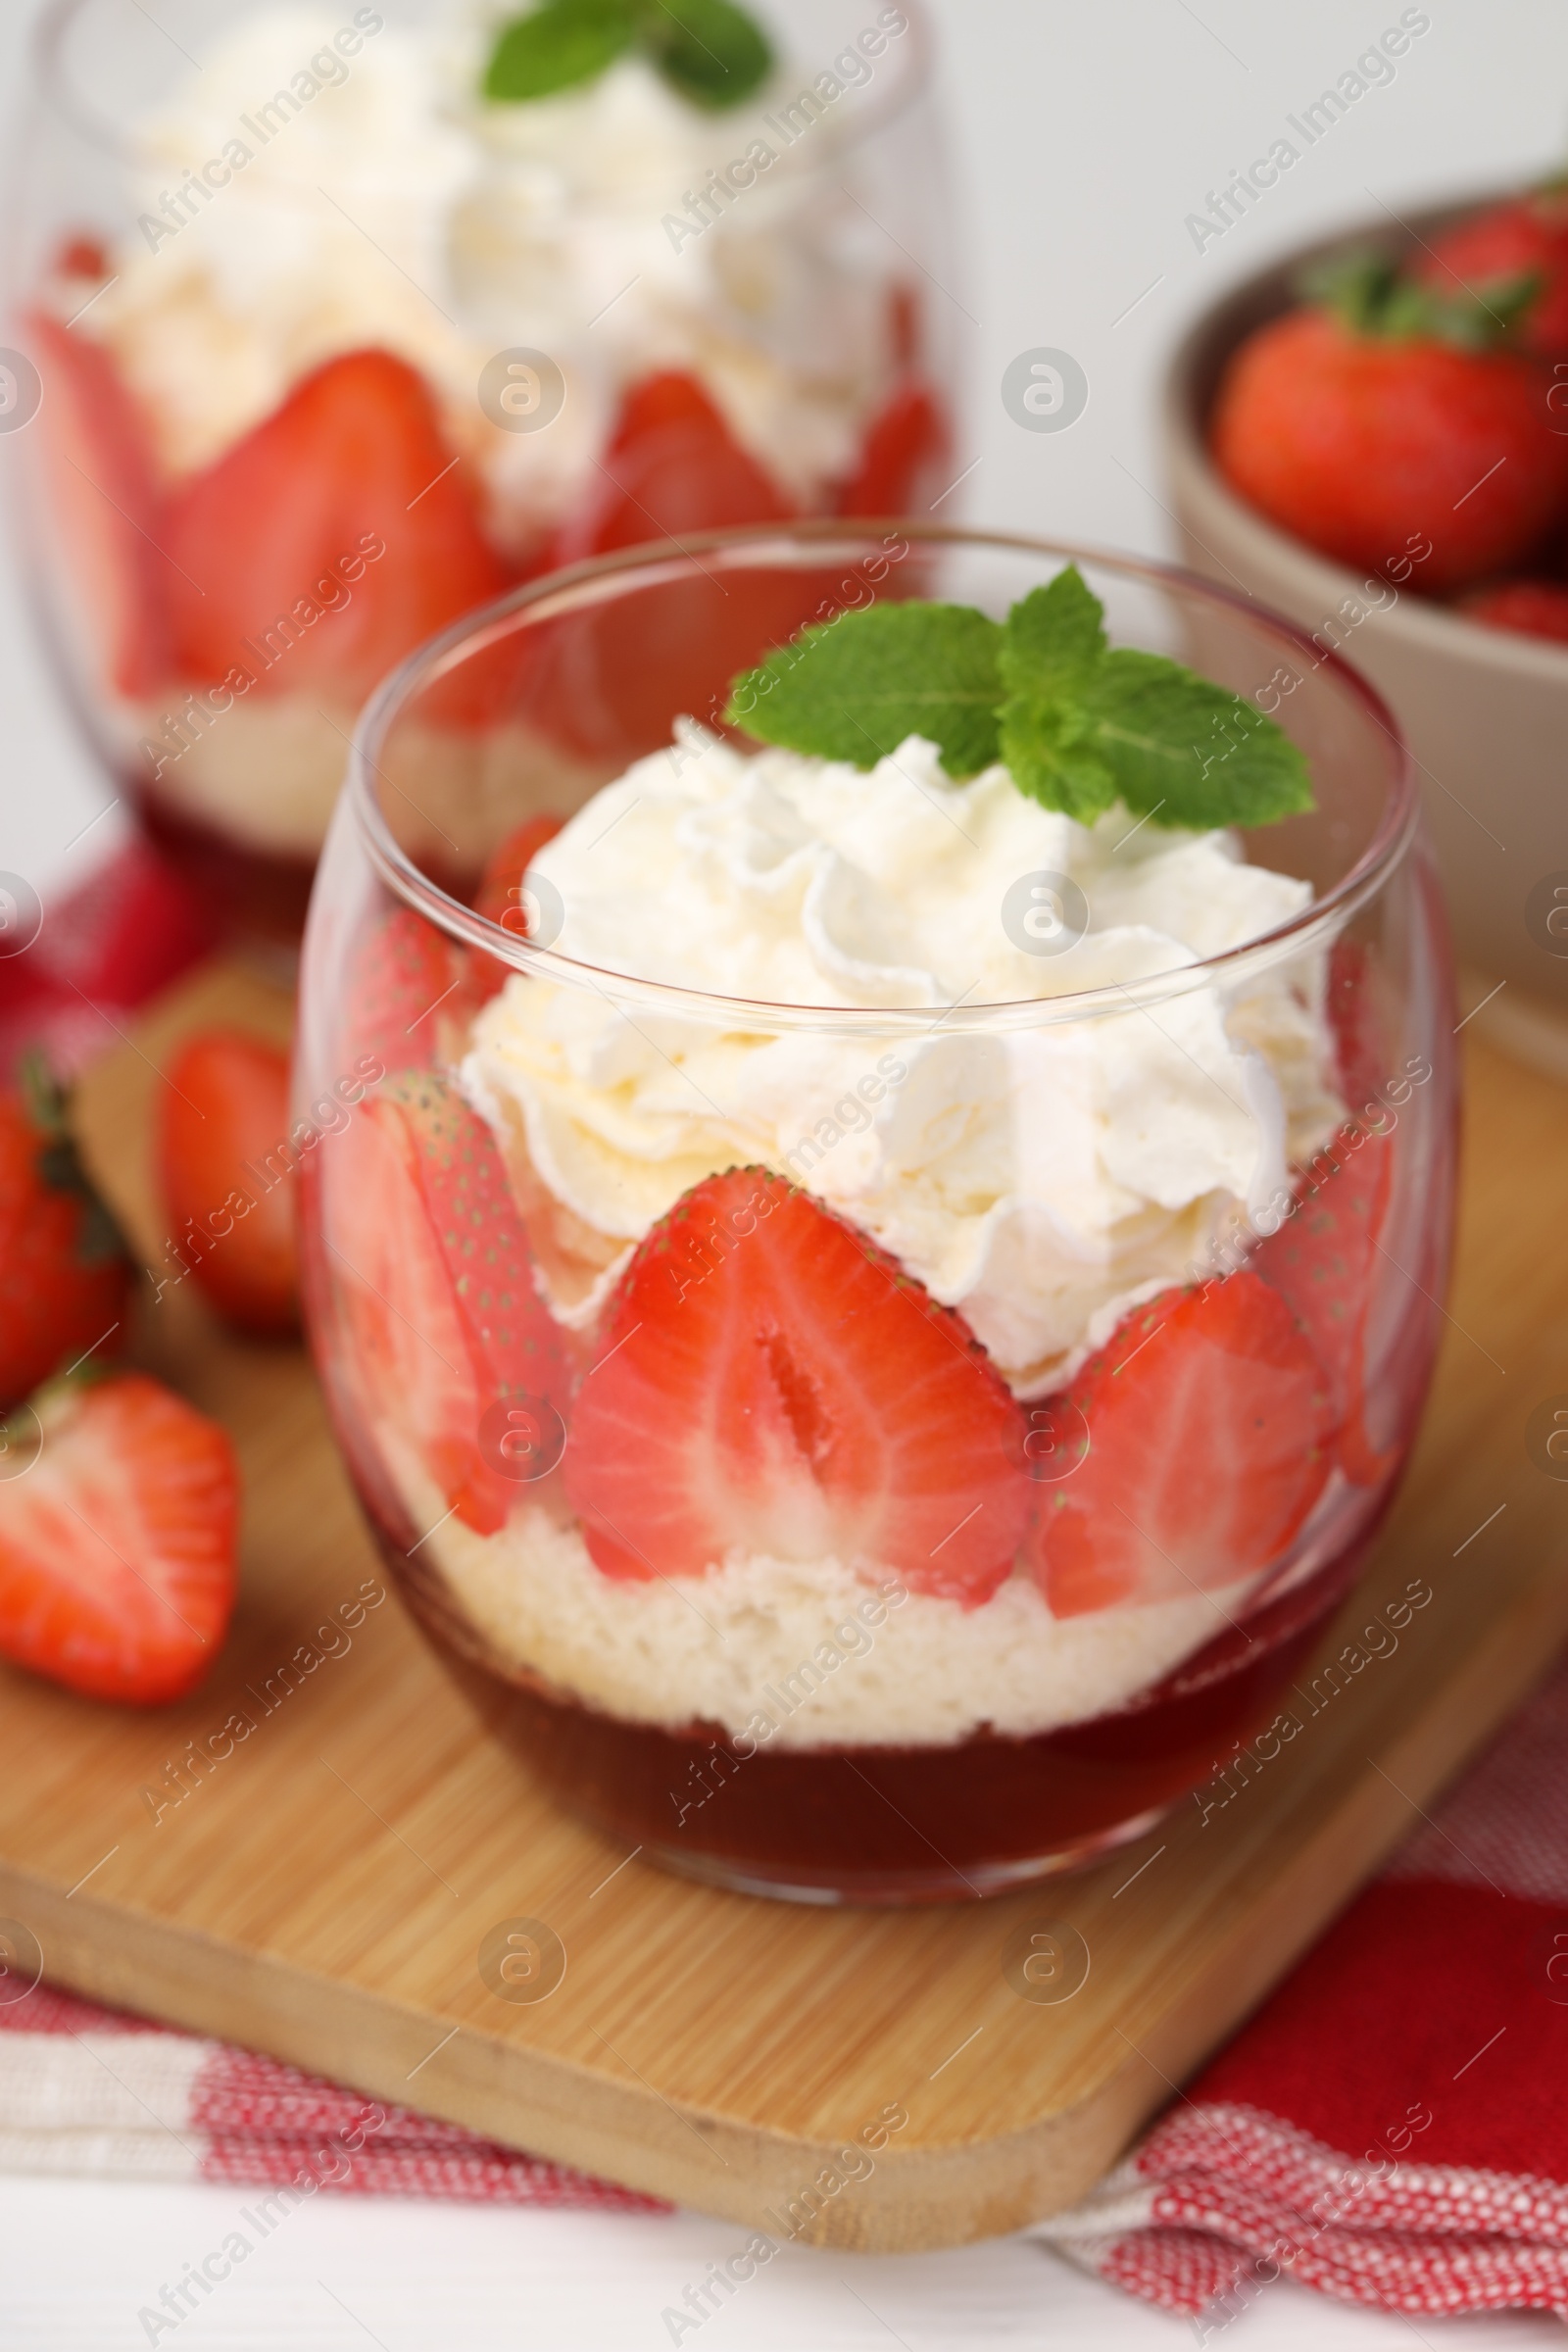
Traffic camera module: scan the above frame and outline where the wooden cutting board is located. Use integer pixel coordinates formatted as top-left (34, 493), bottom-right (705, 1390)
top-left (0, 961), bottom-right (1564, 2253)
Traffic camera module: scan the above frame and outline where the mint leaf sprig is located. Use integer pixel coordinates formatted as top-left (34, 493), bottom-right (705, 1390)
top-left (486, 0), bottom-right (773, 110)
top-left (724, 566), bottom-right (1314, 832)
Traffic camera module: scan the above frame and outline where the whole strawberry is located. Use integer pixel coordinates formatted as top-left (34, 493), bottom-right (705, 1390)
top-left (1418, 188), bottom-right (1568, 359)
top-left (0, 1059), bottom-right (130, 1409)
top-left (1460, 577), bottom-right (1568, 643)
top-left (1211, 255), bottom-right (1568, 593)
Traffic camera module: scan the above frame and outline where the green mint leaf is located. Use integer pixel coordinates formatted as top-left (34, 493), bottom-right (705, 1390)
top-left (726, 604), bottom-right (1004, 777)
top-left (999, 568), bottom-right (1107, 702)
top-left (998, 698), bottom-right (1119, 824)
top-left (1076, 650), bottom-right (1313, 827)
top-left (485, 0), bottom-right (638, 102)
top-left (637, 0), bottom-right (772, 109)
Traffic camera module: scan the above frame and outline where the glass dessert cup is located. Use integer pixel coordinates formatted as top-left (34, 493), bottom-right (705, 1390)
top-left (295, 521), bottom-right (1457, 1904)
top-left (6, 0), bottom-right (956, 942)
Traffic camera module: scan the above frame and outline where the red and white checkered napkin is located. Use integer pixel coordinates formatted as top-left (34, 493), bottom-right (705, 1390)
top-left (0, 1982), bottom-right (662, 2214)
top-left (1034, 1654), bottom-right (1568, 2326)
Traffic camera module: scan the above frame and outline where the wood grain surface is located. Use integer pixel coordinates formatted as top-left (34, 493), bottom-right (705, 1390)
top-left (0, 962), bottom-right (1562, 2252)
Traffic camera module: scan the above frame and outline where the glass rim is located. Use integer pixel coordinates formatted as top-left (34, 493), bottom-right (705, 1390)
top-left (347, 518), bottom-right (1421, 1039)
top-left (30, 0), bottom-right (934, 169)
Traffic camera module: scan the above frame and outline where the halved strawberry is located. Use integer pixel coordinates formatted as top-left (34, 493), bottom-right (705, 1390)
top-left (531, 370), bottom-right (826, 763)
top-left (326, 1073), bottom-right (564, 1535)
top-left (158, 1029), bottom-right (299, 1337)
top-left (468, 811), bottom-right (565, 1003)
top-left (344, 906), bottom-right (481, 1077)
top-left (836, 382), bottom-right (952, 516)
top-left (26, 312), bottom-right (172, 699)
top-left (557, 369), bottom-right (794, 562)
top-left (0, 1373), bottom-right (238, 1704)
top-left (1253, 1126), bottom-right (1396, 1486)
top-left (1025, 1276), bottom-right (1334, 1619)
top-left (564, 1169), bottom-right (1030, 1602)
top-left (161, 350), bottom-right (508, 709)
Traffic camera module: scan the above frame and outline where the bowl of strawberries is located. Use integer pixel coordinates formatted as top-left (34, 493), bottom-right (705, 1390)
top-left (1164, 178), bottom-right (1568, 1039)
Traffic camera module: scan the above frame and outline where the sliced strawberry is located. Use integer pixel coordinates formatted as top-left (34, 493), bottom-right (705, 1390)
top-left (468, 812), bottom-right (565, 1002)
top-left (1253, 1126), bottom-right (1396, 1486)
top-left (0, 1373), bottom-right (238, 1704)
top-left (344, 906), bottom-right (482, 1077)
top-left (158, 1030), bottom-right (298, 1336)
top-left (162, 350), bottom-right (508, 710)
top-left (836, 382), bottom-right (952, 516)
top-left (558, 370), bottom-right (794, 562)
top-left (473, 814), bottom-right (566, 931)
top-left (326, 1074), bottom-right (565, 1535)
top-left (26, 311), bottom-right (172, 699)
top-left (0, 1065), bottom-right (130, 1410)
top-left (529, 370), bottom-right (827, 764)
top-left (564, 1169), bottom-right (1029, 1602)
top-left (1026, 1276), bottom-right (1334, 1619)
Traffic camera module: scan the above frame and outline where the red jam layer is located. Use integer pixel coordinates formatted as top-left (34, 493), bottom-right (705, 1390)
top-left (390, 1535), bottom-right (1378, 1903)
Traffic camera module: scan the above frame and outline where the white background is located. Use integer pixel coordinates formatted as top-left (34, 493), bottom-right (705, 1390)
top-left (4, 2), bottom-right (1568, 2342)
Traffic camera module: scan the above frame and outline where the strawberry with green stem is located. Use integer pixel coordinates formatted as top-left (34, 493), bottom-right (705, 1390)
top-left (0, 1057), bottom-right (130, 1409)
top-left (1211, 253), bottom-right (1568, 594)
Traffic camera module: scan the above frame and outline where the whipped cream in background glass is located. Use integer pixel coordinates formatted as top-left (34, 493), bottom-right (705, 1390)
top-left (49, 0), bottom-right (934, 863)
top-left (96, 2), bottom-right (906, 521)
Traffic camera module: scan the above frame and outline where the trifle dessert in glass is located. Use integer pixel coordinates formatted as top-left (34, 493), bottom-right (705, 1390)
top-left (296, 523), bottom-right (1456, 1903)
top-left (10, 0), bottom-right (953, 935)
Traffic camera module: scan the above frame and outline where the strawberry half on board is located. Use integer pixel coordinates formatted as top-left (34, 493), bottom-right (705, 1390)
top-left (324, 1072), bottom-right (566, 1537)
top-left (159, 1029), bottom-right (299, 1337)
top-left (564, 1169), bottom-right (1030, 1603)
top-left (0, 1373), bottom-right (238, 1704)
top-left (1025, 1275), bottom-right (1334, 1619)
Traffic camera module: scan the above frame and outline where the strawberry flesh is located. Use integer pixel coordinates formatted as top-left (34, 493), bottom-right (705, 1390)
top-left (326, 1073), bottom-right (565, 1536)
top-left (564, 1170), bottom-right (1030, 1603)
top-left (836, 381), bottom-right (951, 516)
top-left (344, 906), bottom-right (482, 1078)
top-left (0, 1373), bottom-right (238, 1704)
top-left (26, 312), bottom-right (172, 699)
top-left (1252, 1125), bottom-right (1396, 1486)
top-left (159, 1029), bottom-right (299, 1336)
top-left (162, 349), bottom-right (507, 709)
top-left (468, 812), bottom-right (564, 1002)
top-left (1026, 1275), bottom-right (1334, 1619)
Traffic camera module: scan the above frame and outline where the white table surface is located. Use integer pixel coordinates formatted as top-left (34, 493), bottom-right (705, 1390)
top-left (3, 2), bottom-right (1567, 2341)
